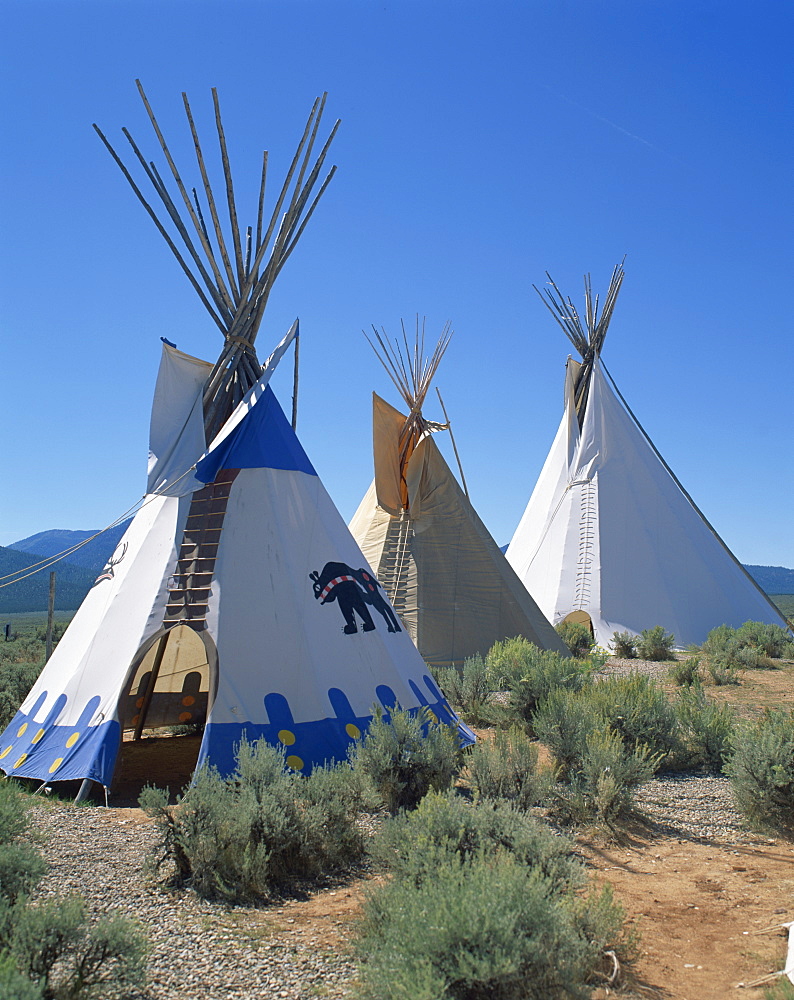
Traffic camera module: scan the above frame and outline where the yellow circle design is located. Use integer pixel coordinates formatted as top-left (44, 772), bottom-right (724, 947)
top-left (0, 746), bottom-right (12, 760)
top-left (278, 730), bottom-right (296, 746)
top-left (178, 712), bottom-right (192, 723)
top-left (182, 695), bottom-right (195, 707)
top-left (13, 754), bottom-right (28, 769)
top-left (345, 724), bottom-right (361, 739)
top-left (286, 755), bottom-right (304, 771)
top-left (49, 758), bottom-right (64, 774)
top-left (136, 697), bottom-right (144, 709)
top-left (131, 715), bottom-right (140, 726)
top-left (65, 732), bottom-right (80, 749)
top-left (31, 729), bottom-right (46, 745)
top-left (16, 723), bottom-right (28, 737)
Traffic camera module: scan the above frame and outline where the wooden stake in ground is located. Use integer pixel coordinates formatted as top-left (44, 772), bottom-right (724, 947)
top-left (45, 571), bottom-right (55, 662)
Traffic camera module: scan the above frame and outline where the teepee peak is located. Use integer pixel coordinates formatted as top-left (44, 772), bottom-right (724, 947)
top-left (364, 318), bottom-right (453, 509)
top-left (94, 82), bottom-right (339, 440)
top-left (534, 262), bottom-right (625, 424)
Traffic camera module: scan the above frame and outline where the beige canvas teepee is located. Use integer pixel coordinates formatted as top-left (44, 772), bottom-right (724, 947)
top-left (350, 321), bottom-right (569, 669)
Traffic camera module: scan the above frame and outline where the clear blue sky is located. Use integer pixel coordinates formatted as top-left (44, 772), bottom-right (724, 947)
top-left (2, 0), bottom-right (792, 567)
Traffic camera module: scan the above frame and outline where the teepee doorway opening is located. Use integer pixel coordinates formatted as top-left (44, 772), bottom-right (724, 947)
top-left (559, 611), bottom-right (593, 636)
top-left (113, 625), bottom-right (218, 801)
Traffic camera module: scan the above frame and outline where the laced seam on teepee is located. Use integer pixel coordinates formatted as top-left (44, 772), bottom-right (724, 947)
top-left (572, 479), bottom-right (596, 611)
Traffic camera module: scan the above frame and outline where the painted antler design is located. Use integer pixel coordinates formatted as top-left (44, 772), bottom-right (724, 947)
top-left (107, 542), bottom-right (128, 569)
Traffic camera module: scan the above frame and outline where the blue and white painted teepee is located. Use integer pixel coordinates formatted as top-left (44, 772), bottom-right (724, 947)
top-left (0, 86), bottom-right (472, 792)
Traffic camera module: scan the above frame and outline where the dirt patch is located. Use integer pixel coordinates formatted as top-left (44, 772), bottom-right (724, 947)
top-left (580, 832), bottom-right (794, 998)
top-left (701, 662), bottom-right (794, 718)
top-left (226, 873), bottom-right (387, 953)
top-left (254, 829), bottom-right (793, 999)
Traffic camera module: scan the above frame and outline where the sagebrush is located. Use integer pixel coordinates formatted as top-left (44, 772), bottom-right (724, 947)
top-left (555, 620), bottom-right (593, 657)
top-left (726, 710), bottom-right (794, 837)
top-left (702, 624), bottom-right (764, 676)
top-left (636, 626), bottom-right (676, 661)
top-left (433, 654), bottom-right (504, 727)
top-left (734, 621), bottom-right (794, 659)
top-left (674, 682), bottom-right (735, 772)
top-left (668, 656), bottom-right (701, 686)
top-left (612, 631), bottom-right (638, 658)
top-left (349, 705), bottom-right (462, 812)
top-left (465, 725), bottom-right (551, 809)
top-left (485, 637), bottom-right (591, 735)
top-left (371, 791), bottom-right (583, 892)
top-left (550, 727), bottom-right (661, 831)
top-left (533, 673), bottom-right (680, 774)
top-left (141, 738), bottom-right (370, 900)
top-left (355, 848), bottom-right (628, 1000)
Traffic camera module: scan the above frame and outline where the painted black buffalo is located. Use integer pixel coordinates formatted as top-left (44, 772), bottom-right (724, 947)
top-left (310, 561), bottom-right (376, 634)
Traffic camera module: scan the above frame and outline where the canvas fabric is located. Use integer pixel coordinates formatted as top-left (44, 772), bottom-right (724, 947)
top-left (372, 392), bottom-right (407, 515)
top-left (0, 340), bottom-right (472, 788)
top-left (507, 359), bottom-right (788, 649)
top-left (147, 345), bottom-right (212, 494)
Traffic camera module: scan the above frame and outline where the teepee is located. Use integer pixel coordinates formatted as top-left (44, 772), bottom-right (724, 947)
top-left (0, 86), bottom-right (472, 794)
top-left (506, 263), bottom-right (789, 650)
top-left (349, 321), bottom-right (569, 669)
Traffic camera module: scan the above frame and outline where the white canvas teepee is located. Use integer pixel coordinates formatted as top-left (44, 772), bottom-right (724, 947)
top-left (506, 265), bottom-right (789, 650)
top-left (349, 322), bottom-right (569, 668)
top-left (0, 88), bottom-right (472, 791)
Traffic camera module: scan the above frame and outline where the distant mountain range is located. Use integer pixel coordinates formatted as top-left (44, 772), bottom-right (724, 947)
top-left (0, 523), bottom-right (131, 614)
top-left (1, 528), bottom-right (792, 614)
top-left (8, 524), bottom-right (131, 572)
top-left (744, 564), bottom-right (794, 595)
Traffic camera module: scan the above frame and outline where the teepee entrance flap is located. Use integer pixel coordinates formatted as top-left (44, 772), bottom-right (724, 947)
top-left (148, 344), bottom-right (213, 494)
top-left (119, 624), bottom-right (217, 735)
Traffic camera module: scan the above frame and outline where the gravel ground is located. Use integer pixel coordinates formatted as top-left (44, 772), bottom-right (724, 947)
top-left (597, 655), bottom-right (678, 682)
top-left (634, 774), bottom-right (754, 843)
top-left (30, 804), bottom-right (358, 1000)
